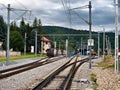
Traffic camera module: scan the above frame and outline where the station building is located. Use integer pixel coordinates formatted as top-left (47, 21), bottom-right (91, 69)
top-left (41, 36), bottom-right (52, 54)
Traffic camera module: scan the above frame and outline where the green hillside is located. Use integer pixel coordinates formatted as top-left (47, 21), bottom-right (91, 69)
top-left (42, 26), bottom-right (115, 54)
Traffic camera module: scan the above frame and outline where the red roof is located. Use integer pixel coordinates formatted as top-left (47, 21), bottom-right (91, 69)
top-left (41, 37), bottom-right (51, 42)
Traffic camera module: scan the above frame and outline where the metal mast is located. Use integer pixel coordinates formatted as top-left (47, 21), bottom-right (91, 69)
top-left (89, 1), bottom-right (92, 69)
top-left (98, 32), bottom-right (100, 61)
top-left (115, 0), bottom-right (119, 73)
top-left (6, 4), bottom-right (30, 65)
top-left (35, 31), bottom-right (37, 56)
top-left (6, 4), bottom-right (10, 65)
top-left (24, 32), bottom-right (27, 55)
top-left (103, 27), bottom-right (105, 61)
top-left (66, 39), bottom-right (68, 58)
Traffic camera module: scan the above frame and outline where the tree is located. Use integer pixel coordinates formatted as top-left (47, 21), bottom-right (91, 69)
top-left (10, 31), bottom-right (24, 51)
top-left (33, 17), bottom-right (38, 28)
top-left (20, 17), bottom-right (27, 38)
top-left (25, 23), bottom-right (32, 52)
top-left (0, 15), bottom-right (7, 42)
top-left (0, 15), bottom-right (7, 50)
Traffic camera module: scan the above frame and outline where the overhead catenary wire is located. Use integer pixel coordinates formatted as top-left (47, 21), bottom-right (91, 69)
top-left (71, 10), bottom-right (89, 25)
top-left (60, 0), bottom-right (72, 26)
top-left (15, 0), bottom-right (27, 9)
top-left (0, 2), bottom-right (31, 24)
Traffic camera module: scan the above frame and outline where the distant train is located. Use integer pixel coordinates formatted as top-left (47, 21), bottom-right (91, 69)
top-left (46, 48), bottom-right (65, 57)
top-left (46, 48), bottom-right (54, 57)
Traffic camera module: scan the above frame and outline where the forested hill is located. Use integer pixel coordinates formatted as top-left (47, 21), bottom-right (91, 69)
top-left (42, 26), bottom-right (116, 52)
top-left (42, 26), bottom-right (89, 34)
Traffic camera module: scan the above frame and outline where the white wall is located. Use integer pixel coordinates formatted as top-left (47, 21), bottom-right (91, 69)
top-left (0, 51), bottom-right (21, 57)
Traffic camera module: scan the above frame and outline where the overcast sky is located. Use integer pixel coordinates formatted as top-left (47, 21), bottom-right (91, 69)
top-left (0, 0), bottom-right (120, 32)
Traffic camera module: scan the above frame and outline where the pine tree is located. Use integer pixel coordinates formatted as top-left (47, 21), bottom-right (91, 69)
top-left (0, 15), bottom-right (7, 42)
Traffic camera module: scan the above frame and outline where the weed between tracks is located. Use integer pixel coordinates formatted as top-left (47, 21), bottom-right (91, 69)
top-left (91, 73), bottom-right (98, 90)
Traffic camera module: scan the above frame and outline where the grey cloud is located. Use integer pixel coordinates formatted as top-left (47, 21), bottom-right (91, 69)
top-left (0, 0), bottom-right (119, 31)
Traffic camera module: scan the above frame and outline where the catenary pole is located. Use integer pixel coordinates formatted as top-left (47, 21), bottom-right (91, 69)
top-left (81, 37), bottom-right (83, 55)
top-left (6, 4), bottom-right (10, 65)
top-left (98, 32), bottom-right (100, 61)
top-left (89, 1), bottom-right (92, 69)
top-left (41, 41), bottom-right (43, 54)
top-left (66, 39), bottom-right (68, 58)
top-left (115, 0), bottom-right (119, 73)
top-left (35, 31), bottom-right (37, 56)
top-left (103, 27), bottom-right (105, 61)
top-left (24, 32), bottom-right (27, 55)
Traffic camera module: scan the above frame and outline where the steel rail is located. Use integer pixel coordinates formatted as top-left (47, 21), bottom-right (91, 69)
top-left (0, 57), bottom-right (48, 73)
top-left (32, 56), bottom-right (89, 90)
top-left (32, 56), bottom-right (75, 90)
top-left (0, 56), bottom-right (65, 79)
top-left (62, 58), bottom-right (88, 90)
top-left (60, 56), bottom-right (78, 90)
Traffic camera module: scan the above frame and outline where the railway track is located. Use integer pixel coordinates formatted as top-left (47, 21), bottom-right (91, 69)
top-left (32, 55), bottom-right (89, 90)
top-left (0, 56), bottom-right (65, 79)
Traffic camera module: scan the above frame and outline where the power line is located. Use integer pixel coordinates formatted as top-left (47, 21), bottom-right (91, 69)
top-left (71, 10), bottom-right (89, 25)
top-left (37, 34), bottom-right (98, 37)
top-left (60, 0), bottom-right (72, 28)
top-left (16, 0), bottom-right (27, 9)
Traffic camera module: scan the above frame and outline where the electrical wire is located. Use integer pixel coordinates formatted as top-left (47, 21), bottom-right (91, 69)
top-left (15, 0), bottom-right (27, 9)
top-left (60, 0), bottom-right (72, 27)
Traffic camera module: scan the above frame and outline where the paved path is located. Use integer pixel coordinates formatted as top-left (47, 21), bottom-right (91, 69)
top-left (0, 57), bottom-right (42, 70)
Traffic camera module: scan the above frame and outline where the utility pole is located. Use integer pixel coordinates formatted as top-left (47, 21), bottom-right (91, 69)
top-left (41, 41), bottom-right (43, 54)
top-left (54, 41), bottom-right (56, 56)
top-left (98, 32), bottom-right (100, 61)
top-left (66, 39), bottom-right (68, 58)
top-left (103, 27), bottom-right (105, 61)
top-left (5, 4), bottom-right (30, 65)
top-left (68, 1), bottom-right (92, 67)
top-left (115, 0), bottom-right (119, 73)
top-left (59, 42), bottom-right (60, 50)
top-left (54, 41), bottom-right (56, 49)
top-left (106, 35), bottom-right (108, 55)
top-left (6, 4), bottom-right (10, 65)
top-left (24, 32), bottom-right (27, 55)
top-left (108, 37), bottom-right (111, 55)
top-left (81, 37), bottom-right (83, 55)
top-left (35, 31), bottom-right (37, 56)
top-left (89, 1), bottom-right (92, 69)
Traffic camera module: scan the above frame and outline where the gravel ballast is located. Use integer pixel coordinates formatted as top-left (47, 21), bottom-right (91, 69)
top-left (91, 58), bottom-right (120, 90)
top-left (0, 58), bottom-right (68, 90)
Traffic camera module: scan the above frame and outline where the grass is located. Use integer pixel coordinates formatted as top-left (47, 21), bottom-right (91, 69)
top-left (91, 73), bottom-right (98, 90)
top-left (97, 55), bottom-right (120, 70)
top-left (97, 55), bottom-right (115, 69)
top-left (0, 53), bottom-right (46, 62)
